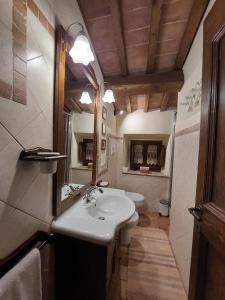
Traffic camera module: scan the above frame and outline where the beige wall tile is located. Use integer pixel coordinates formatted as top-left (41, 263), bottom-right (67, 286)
top-left (0, 92), bottom-right (40, 137)
top-left (16, 112), bottom-right (52, 149)
top-left (0, 138), bottom-right (39, 205)
top-left (0, 123), bottom-right (13, 152)
top-left (17, 173), bottom-right (53, 223)
top-left (0, 23), bottom-right (13, 85)
top-left (169, 131), bottom-right (200, 292)
top-left (0, 0), bottom-right (12, 30)
top-left (0, 201), bottom-right (50, 259)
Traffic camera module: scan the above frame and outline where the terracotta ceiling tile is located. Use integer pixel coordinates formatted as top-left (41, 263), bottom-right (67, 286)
top-left (158, 20), bottom-right (187, 41)
top-left (127, 45), bottom-right (148, 73)
top-left (157, 39), bottom-right (181, 55)
top-left (162, 0), bottom-right (194, 24)
top-left (122, 6), bottom-right (150, 31)
top-left (98, 51), bottom-right (121, 76)
top-left (125, 27), bottom-right (149, 46)
top-left (88, 16), bottom-right (117, 51)
top-left (155, 53), bottom-right (177, 72)
top-left (122, 0), bottom-right (150, 12)
top-left (79, 0), bottom-right (110, 20)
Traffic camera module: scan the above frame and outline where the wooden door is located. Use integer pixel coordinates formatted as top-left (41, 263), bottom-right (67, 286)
top-left (189, 1), bottom-right (225, 299)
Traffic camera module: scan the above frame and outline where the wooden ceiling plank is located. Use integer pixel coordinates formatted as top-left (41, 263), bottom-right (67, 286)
top-left (175, 0), bottom-right (210, 69)
top-left (147, 0), bottom-right (163, 73)
top-left (160, 93), bottom-right (169, 111)
top-left (126, 95), bottom-right (132, 113)
top-left (109, 0), bottom-right (128, 76)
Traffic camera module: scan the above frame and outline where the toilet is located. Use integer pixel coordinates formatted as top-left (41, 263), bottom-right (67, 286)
top-left (120, 192), bottom-right (145, 246)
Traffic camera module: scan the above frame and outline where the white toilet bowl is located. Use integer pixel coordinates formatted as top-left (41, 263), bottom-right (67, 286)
top-left (120, 192), bottom-right (145, 246)
top-left (125, 192), bottom-right (145, 209)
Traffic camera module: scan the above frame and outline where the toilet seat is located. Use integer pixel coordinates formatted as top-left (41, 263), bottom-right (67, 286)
top-left (125, 192), bottom-right (145, 208)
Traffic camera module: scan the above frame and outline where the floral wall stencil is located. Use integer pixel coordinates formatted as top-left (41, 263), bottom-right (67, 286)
top-left (180, 80), bottom-right (202, 112)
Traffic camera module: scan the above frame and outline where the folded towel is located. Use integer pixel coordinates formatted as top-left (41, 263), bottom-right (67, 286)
top-left (0, 248), bottom-right (42, 300)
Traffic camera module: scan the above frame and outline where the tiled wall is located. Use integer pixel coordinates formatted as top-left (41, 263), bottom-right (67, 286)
top-left (0, 0), bottom-right (55, 259)
top-left (169, 0), bottom-right (216, 293)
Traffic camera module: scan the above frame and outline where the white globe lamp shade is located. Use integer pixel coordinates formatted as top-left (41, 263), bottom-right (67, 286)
top-left (69, 34), bottom-right (95, 66)
top-left (79, 91), bottom-right (92, 104)
top-left (102, 89), bottom-right (115, 103)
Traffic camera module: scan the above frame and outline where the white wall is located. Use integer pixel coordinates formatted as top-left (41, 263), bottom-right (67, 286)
top-left (73, 112), bottom-right (94, 134)
top-left (111, 109), bottom-right (174, 210)
top-left (169, 0), bottom-right (216, 293)
top-left (117, 109), bottom-right (173, 137)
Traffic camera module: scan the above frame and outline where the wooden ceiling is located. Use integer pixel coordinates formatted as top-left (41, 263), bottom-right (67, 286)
top-left (65, 0), bottom-right (209, 113)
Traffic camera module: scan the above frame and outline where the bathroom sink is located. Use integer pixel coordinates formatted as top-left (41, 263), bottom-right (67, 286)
top-left (52, 188), bottom-right (135, 245)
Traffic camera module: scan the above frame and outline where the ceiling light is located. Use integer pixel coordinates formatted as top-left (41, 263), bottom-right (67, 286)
top-left (119, 110), bottom-right (124, 115)
top-left (103, 89), bottom-right (115, 103)
top-left (79, 91), bottom-right (92, 104)
top-left (67, 22), bottom-right (95, 66)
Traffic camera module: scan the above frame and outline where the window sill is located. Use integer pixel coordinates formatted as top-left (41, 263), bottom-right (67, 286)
top-left (72, 166), bottom-right (92, 171)
top-left (122, 170), bottom-right (169, 178)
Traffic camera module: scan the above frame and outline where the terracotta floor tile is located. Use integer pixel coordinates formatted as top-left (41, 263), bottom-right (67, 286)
top-left (119, 211), bottom-right (187, 300)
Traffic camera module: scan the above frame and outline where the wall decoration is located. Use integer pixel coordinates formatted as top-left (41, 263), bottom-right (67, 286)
top-left (180, 80), bottom-right (202, 112)
top-left (102, 106), bottom-right (107, 120)
top-left (101, 139), bottom-right (106, 150)
top-left (102, 122), bottom-right (106, 135)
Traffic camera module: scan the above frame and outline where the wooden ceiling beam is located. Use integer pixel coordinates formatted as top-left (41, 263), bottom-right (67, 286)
top-left (70, 98), bottom-right (82, 113)
top-left (147, 0), bottom-right (163, 73)
top-left (80, 64), bottom-right (99, 90)
top-left (106, 70), bottom-right (184, 91)
top-left (109, 0), bottom-right (128, 76)
top-left (160, 94), bottom-right (169, 112)
top-left (144, 95), bottom-right (149, 112)
top-left (68, 70), bottom-right (184, 93)
top-left (175, 0), bottom-right (210, 69)
top-left (126, 95), bottom-right (132, 113)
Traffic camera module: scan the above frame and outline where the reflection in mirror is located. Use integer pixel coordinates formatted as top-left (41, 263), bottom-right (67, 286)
top-left (61, 66), bottom-right (95, 201)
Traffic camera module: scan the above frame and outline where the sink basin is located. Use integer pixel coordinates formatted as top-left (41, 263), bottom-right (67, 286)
top-left (52, 188), bottom-right (135, 245)
top-left (87, 194), bottom-right (134, 222)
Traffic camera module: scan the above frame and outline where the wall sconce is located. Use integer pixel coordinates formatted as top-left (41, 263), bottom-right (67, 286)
top-left (66, 22), bottom-right (95, 66)
top-left (79, 84), bottom-right (95, 104)
top-left (79, 91), bottom-right (92, 104)
top-left (102, 83), bottom-right (116, 103)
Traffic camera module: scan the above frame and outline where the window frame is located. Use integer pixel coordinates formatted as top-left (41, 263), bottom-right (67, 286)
top-left (130, 140), bottom-right (164, 172)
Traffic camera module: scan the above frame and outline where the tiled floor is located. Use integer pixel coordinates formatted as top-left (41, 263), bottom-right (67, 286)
top-left (119, 211), bottom-right (187, 300)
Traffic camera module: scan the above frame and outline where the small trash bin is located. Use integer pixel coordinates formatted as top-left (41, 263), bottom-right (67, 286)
top-left (159, 199), bottom-right (169, 217)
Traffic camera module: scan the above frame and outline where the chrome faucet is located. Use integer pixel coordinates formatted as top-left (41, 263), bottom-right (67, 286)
top-left (83, 186), bottom-right (104, 203)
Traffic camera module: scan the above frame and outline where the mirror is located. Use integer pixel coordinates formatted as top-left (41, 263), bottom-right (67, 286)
top-left (62, 97), bottom-right (95, 201)
top-left (53, 26), bottom-right (98, 216)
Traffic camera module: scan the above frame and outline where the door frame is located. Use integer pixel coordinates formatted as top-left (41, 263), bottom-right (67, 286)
top-left (189, 1), bottom-right (225, 299)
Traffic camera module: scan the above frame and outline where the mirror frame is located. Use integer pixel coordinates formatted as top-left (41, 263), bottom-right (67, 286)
top-left (53, 26), bottom-right (99, 217)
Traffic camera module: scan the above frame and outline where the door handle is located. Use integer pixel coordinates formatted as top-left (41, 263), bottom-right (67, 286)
top-left (188, 206), bottom-right (203, 222)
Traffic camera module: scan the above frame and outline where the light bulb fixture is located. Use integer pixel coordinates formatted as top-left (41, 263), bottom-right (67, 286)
top-left (103, 89), bottom-right (115, 103)
top-left (79, 91), bottom-right (92, 104)
top-left (66, 22), bottom-right (95, 66)
top-left (119, 110), bottom-right (124, 115)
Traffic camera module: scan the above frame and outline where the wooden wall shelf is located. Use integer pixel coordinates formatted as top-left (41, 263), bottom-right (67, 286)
top-left (20, 147), bottom-right (67, 162)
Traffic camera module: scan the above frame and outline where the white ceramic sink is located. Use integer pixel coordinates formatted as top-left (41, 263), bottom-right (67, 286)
top-left (52, 188), bottom-right (135, 245)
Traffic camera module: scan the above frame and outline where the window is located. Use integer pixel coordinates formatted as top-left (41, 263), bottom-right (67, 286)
top-left (130, 140), bottom-right (165, 172)
top-left (78, 139), bottom-right (94, 166)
